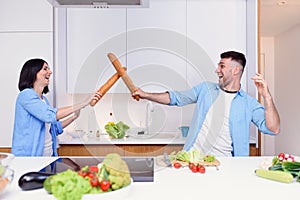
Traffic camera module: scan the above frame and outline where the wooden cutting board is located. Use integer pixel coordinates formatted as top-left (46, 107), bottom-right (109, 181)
top-left (156, 155), bottom-right (220, 167)
top-left (171, 159), bottom-right (220, 167)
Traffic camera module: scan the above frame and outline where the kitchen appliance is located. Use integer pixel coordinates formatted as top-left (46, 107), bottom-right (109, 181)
top-left (46, 0), bottom-right (149, 8)
top-left (40, 156), bottom-right (154, 182)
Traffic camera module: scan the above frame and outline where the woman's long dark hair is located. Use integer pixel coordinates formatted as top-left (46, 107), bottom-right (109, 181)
top-left (18, 58), bottom-right (49, 94)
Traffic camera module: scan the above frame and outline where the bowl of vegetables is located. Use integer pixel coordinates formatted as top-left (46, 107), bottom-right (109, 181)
top-left (0, 164), bottom-right (14, 194)
top-left (0, 152), bottom-right (14, 167)
top-left (43, 153), bottom-right (132, 200)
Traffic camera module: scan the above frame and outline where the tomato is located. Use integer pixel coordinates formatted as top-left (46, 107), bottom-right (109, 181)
top-left (100, 180), bottom-right (111, 191)
top-left (89, 166), bottom-right (99, 173)
top-left (188, 162), bottom-right (195, 170)
top-left (78, 170), bottom-right (87, 177)
top-left (88, 172), bottom-right (95, 179)
top-left (198, 165), bottom-right (206, 174)
top-left (190, 165), bottom-right (199, 173)
top-left (173, 162), bottom-right (181, 169)
top-left (90, 177), bottom-right (99, 187)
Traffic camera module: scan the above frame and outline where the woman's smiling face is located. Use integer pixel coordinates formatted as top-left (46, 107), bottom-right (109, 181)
top-left (35, 63), bottom-right (52, 87)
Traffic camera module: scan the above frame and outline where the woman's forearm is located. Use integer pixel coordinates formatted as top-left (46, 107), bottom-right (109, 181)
top-left (61, 114), bottom-right (77, 128)
top-left (56, 102), bottom-right (86, 120)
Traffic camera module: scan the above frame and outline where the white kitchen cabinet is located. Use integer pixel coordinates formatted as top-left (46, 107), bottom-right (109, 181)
top-left (0, 0), bottom-right (53, 147)
top-left (186, 0), bottom-right (247, 87)
top-left (124, 0), bottom-right (187, 133)
top-left (0, 33), bottom-right (53, 147)
top-left (126, 0), bottom-right (187, 92)
top-left (187, 0), bottom-right (247, 88)
top-left (0, 0), bottom-right (52, 32)
top-left (66, 8), bottom-right (127, 93)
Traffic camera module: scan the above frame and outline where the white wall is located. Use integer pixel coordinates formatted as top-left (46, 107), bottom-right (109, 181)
top-left (273, 25), bottom-right (300, 155)
top-left (260, 37), bottom-right (276, 156)
top-left (0, 0), bottom-right (53, 147)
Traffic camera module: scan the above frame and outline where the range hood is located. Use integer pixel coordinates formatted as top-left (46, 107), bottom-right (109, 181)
top-left (47, 0), bottom-right (149, 8)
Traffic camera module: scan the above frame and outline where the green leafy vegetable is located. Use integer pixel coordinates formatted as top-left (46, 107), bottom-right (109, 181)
top-left (44, 169), bottom-right (92, 200)
top-left (169, 150), bottom-right (205, 163)
top-left (43, 153), bottom-right (132, 200)
top-left (282, 161), bottom-right (300, 177)
top-left (104, 121), bottom-right (130, 139)
top-left (189, 150), bottom-right (204, 163)
top-left (269, 154), bottom-right (300, 182)
top-left (203, 155), bottom-right (216, 162)
top-left (171, 150), bottom-right (190, 162)
top-left (269, 162), bottom-right (283, 171)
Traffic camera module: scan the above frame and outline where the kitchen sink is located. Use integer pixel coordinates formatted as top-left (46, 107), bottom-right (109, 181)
top-left (127, 127), bottom-right (180, 139)
top-left (128, 132), bottom-right (180, 140)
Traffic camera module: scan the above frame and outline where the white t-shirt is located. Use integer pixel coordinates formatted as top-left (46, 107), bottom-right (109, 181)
top-left (43, 123), bottom-right (53, 156)
top-left (41, 98), bottom-right (53, 156)
top-left (191, 90), bottom-right (236, 157)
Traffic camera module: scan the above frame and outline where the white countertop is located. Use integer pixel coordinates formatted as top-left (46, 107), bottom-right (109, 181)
top-left (1, 156), bottom-right (300, 200)
top-left (58, 131), bottom-right (257, 145)
top-left (58, 132), bottom-right (186, 145)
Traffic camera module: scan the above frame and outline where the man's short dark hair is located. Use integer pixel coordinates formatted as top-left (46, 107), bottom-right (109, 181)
top-left (220, 51), bottom-right (246, 68)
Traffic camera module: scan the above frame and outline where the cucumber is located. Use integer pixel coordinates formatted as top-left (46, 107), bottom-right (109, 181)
top-left (255, 169), bottom-right (294, 183)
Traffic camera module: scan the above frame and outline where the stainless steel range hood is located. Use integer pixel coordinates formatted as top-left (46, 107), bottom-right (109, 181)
top-left (47, 0), bottom-right (149, 8)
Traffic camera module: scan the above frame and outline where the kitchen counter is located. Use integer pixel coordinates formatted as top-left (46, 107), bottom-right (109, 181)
top-left (58, 132), bottom-right (186, 145)
top-left (58, 132), bottom-right (257, 145)
top-left (2, 156), bottom-right (300, 200)
top-left (57, 132), bottom-right (259, 156)
top-left (57, 132), bottom-right (185, 156)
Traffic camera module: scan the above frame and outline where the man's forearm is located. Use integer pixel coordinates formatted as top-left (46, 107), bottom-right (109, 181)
top-left (144, 92), bottom-right (171, 105)
top-left (264, 96), bottom-right (280, 134)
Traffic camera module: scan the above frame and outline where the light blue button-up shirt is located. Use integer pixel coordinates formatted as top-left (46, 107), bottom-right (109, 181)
top-left (12, 88), bottom-right (63, 156)
top-left (168, 82), bottom-right (276, 156)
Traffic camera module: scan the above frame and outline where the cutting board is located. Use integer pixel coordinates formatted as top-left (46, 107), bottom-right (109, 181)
top-left (156, 155), bottom-right (220, 167)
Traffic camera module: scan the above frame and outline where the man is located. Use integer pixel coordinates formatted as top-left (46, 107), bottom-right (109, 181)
top-left (132, 51), bottom-right (280, 156)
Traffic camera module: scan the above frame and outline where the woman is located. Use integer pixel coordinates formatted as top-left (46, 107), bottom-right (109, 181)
top-left (12, 58), bottom-right (101, 156)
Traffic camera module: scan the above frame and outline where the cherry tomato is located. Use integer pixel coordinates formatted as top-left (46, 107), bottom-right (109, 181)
top-left (191, 165), bottom-right (199, 173)
top-left (90, 177), bottom-right (99, 187)
top-left (77, 170), bottom-right (87, 177)
top-left (88, 172), bottom-right (95, 179)
top-left (188, 162), bottom-right (195, 170)
top-left (173, 162), bottom-right (181, 169)
top-left (198, 165), bottom-right (206, 174)
top-left (89, 166), bottom-right (99, 173)
top-left (100, 180), bottom-right (111, 191)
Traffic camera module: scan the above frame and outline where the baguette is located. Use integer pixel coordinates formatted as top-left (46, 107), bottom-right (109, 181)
top-left (107, 53), bottom-right (140, 101)
top-left (90, 67), bottom-right (126, 106)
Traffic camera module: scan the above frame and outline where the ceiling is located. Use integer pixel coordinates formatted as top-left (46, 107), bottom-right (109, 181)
top-left (260, 0), bottom-right (300, 37)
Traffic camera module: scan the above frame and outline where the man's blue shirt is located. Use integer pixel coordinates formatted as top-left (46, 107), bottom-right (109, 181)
top-left (168, 82), bottom-right (276, 156)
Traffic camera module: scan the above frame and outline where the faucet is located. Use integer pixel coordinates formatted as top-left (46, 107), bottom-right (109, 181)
top-left (145, 101), bottom-right (154, 134)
